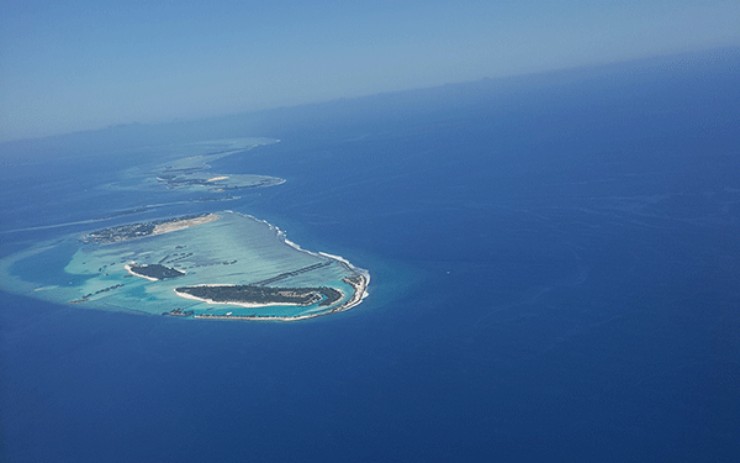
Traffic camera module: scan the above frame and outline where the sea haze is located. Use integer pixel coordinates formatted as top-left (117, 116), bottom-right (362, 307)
top-left (1, 49), bottom-right (739, 462)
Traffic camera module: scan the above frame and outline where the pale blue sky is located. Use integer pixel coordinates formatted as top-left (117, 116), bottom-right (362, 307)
top-left (1, 0), bottom-right (739, 141)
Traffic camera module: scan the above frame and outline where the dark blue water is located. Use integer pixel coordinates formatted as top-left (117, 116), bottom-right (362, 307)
top-left (2, 50), bottom-right (739, 462)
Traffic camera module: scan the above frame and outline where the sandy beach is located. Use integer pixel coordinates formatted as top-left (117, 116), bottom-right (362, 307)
top-left (152, 213), bottom-right (219, 235)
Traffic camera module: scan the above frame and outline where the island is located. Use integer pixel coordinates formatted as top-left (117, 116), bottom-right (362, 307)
top-left (126, 263), bottom-right (185, 281)
top-left (0, 210), bottom-right (370, 321)
top-left (103, 138), bottom-right (285, 194)
top-left (83, 213), bottom-right (219, 244)
top-left (155, 172), bottom-right (284, 192)
top-left (174, 285), bottom-right (343, 307)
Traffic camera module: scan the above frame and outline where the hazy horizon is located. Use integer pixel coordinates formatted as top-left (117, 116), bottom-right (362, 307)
top-left (2, 1), bottom-right (740, 142)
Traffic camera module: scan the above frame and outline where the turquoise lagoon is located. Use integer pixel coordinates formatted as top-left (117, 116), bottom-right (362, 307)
top-left (0, 211), bottom-right (368, 320)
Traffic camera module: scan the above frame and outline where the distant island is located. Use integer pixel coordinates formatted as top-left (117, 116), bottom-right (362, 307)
top-left (101, 138), bottom-right (285, 194)
top-left (155, 173), bottom-right (284, 191)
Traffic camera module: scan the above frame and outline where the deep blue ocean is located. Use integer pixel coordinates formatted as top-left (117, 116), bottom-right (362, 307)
top-left (1, 50), bottom-right (739, 462)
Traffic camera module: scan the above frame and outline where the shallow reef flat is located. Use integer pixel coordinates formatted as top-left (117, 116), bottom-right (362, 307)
top-left (0, 211), bottom-right (369, 320)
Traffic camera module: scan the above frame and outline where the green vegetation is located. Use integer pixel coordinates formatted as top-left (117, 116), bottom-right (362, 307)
top-left (176, 284), bottom-right (343, 307)
top-left (130, 264), bottom-right (185, 280)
